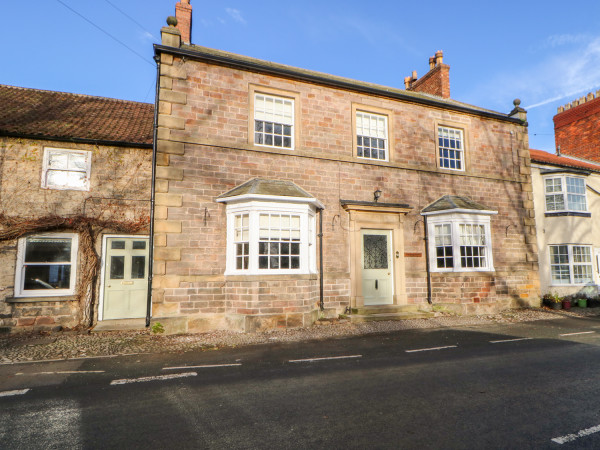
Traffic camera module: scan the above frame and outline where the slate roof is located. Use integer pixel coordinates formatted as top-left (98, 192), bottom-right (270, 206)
top-left (0, 85), bottom-right (154, 147)
top-left (422, 195), bottom-right (495, 213)
top-left (530, 149), bottom-right (600, 173)
top-left (217, 178), bottom-right (315, 200)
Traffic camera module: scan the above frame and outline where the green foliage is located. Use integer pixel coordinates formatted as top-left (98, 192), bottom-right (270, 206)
top-left (542, 292), bottom-right (562, 303)
top-left (151, 322), bottom-right (165, 334)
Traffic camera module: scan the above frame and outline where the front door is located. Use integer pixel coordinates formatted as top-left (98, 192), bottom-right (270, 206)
top-left (361, 229), bottom-right (393, 305)
top-left (102, 237), bottom-right (149, 320)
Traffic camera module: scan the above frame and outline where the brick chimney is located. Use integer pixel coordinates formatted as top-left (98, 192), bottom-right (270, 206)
top-left (554, 90), bottom-right (600, 162)
top-left (405, 50), bottom-right (450, 99)
top-left (175, 0), bottom-right (192, 44)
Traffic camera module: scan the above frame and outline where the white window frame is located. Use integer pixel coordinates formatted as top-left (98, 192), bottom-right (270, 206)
top-left (14, 233), bottom-right (79, 298)
top-left (424, 212), bottom-right (496, 273)
top-left (253, 93), bottom-right (295, 150)
top-left (221, 199), bottom-right (318, 276)
top-left (356, 111), bottom-right (389, 162)
top-left (41, 147), bottom-right (91, 191)
top-left (549, 244), bottom-right (594, 285)
top-left (437, 126), bottom-right (465, 172)
top-left (543, 175), bottom-right (587, 213)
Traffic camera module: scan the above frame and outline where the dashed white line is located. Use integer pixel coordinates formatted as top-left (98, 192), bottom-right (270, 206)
top-left (552, 424), bottom-right (600, 444)
top-left (163, 364), bottom-right (241, 370)
top-left (559, 331), bottom-right (595, 337)
top-left (110, 372), bottom-right (197, 385)
top-left (490, 338), bottom-right (532, 344)
top-left (405, 345), bottom-right (457, 353)
top-left (15, 371), bottom-right (105, 376)
top-left (288, 355), bottom-right (362, 363)
top-left (0, 389), bottom-right (30, 397)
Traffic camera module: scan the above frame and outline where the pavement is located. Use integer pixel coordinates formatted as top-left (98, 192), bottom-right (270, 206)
top-left (1, 306), bottom-right (599, 364)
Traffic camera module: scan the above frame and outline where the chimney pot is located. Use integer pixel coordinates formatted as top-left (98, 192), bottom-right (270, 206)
top-left (435, 50), bottom-right (443, 65)
top-left (411, 70), bottom-right (418, 81)
top-left (404, 76), bottom-right (411, 89)
top-left (429, 57), bottom-right (435, 70)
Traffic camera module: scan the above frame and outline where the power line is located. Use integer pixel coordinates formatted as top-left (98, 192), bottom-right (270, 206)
top-left (55, 0), bottom-right (154, 67)
top-left (103, 0), bottom-right (159, 41)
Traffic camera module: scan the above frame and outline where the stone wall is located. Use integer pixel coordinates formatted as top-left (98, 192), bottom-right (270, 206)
top-left (0, 136), bottom-right (152, 332)
top-left (152, 47), bottom-right (539, 329)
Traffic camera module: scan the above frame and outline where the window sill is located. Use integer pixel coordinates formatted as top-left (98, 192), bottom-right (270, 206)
top-left (431, 270), bottom-right (496, 275)
top-left (545, 212), bottom-right (591, 218)
top-left (225, 273), bottom-right (318, 281)
top-left (6, 295), bottom-right (78, 303)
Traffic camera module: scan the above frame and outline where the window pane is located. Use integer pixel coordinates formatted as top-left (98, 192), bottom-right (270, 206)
top-left (132, 241), bottom-right (146, 250)
top-left (111, 240), bottom-right (126, 250)
top-left (23, 265), bottom-right (71, 290)
top-left (131, 256), bottom-right (146, 279)
top-left (110, 256), bottom-right (125, 279)
top-left (363, 234), bottom-right (388, 269)
top-left (25, 238), bottom-right (72, 263)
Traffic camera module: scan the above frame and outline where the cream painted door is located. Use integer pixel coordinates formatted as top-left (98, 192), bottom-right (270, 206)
top-left (102, 237), bottom-right (149, 320)
top-left (361, 230), bottom-right (393, 305)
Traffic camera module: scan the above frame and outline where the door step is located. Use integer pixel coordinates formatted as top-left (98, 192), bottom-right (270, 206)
top-left (92, 318), bottom-right (147, 332)
top-left (343, 306), bottom-right (434, 323)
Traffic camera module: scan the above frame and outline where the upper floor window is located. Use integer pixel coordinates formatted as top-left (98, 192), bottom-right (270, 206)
top-left (254, 94), bottom-right (294, 149)
top-left (545, 175), bottom-right (587, 212)
top-left (437, 126), bottom-right (464, 171)
top-left (356, 111), bottom-right (388, 161)
top-left (41, 148), bottom-right (91, 191)
top-left (14, 233), bottom-right (79, 297)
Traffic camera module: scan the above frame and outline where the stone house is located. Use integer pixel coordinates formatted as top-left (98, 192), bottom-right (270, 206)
top-left (0, 85), bottom-right (153, 332)
top-left (149, 1), bottom-right (540, 333)
top-left (530, 149), bottom-right (600, 297)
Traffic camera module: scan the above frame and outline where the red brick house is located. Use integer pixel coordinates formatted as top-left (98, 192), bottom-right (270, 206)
top-left (0, 85), bottom-right (153, 332)
top-left (555, 91), bottom-right (600, 162)
top-left (148, 1), bottom-right (540, 333)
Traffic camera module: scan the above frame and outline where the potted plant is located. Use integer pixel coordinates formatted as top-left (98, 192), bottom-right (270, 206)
top-left (543, 292), bottom-right (562, 310)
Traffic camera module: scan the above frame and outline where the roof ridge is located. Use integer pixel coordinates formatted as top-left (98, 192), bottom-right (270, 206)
top-left (0, 84), bottom-right (153, 107)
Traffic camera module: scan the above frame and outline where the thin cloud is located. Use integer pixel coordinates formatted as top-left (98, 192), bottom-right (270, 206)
top-left (545, 33), bottom-right (590, 48)
top-left (225, 8), bottom-right (246, 24)
top-left (467, 35), bottom-right (600, 111)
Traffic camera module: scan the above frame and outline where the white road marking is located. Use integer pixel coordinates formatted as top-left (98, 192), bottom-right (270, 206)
top-left (163, 363), bottom-right (241, 370)
top-left (559, 331), bottom-right (595, 337)
top-left (405, 345), bottom-right (457, 353)
top-left (490, 338), bottom-right (532, 344)
top-left (288, 355), bottom-right (362, 363)
top-left (15, 371), bottom-right (105, 376)
top-left (110, 372), bottom-right (197, 385)
top-left (551, 424), bottom-right (600, 444)
top-left (0, 389), bottom-right (30, 397)
top-left (0, 353), bottom-right (150, 366)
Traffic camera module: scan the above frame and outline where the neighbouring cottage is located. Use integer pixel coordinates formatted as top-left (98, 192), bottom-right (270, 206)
top-left (530, 149), bottom-right (600, 297)
top-left (0, 85), bottom-right (154, 332)
top-left (148, 1), bottom-right (540, 333)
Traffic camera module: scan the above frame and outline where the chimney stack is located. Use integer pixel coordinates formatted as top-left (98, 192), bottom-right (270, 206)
top-left (175, 0), bottom-right (192, 44)
top-left (405, 50), bottom-right (451, 99)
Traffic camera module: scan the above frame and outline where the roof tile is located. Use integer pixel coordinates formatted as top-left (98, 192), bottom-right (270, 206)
top-left (0, 85), bottom-right (153, 146)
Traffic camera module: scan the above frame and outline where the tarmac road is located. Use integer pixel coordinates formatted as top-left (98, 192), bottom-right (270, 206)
top-left (2, 315), bottom-right (600, 449)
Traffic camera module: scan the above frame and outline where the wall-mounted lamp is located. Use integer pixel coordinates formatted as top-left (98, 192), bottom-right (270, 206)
top-left (374, 189), bottom-right (382, 202)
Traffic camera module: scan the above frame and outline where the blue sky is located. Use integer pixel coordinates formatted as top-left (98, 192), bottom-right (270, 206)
top-left (4, 1), bottom-right (600, 153)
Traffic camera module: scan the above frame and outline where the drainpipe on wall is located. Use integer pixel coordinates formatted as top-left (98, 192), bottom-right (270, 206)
top-left (146, 54), bottom-right (161, 327)
top-left (423, 216), bottom-right (433, 304)
top-left (319, 208), bottom-right (324, 311)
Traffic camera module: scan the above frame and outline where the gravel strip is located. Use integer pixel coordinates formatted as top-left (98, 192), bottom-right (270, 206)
top-left (1, 307), bottom-right (598, 364)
